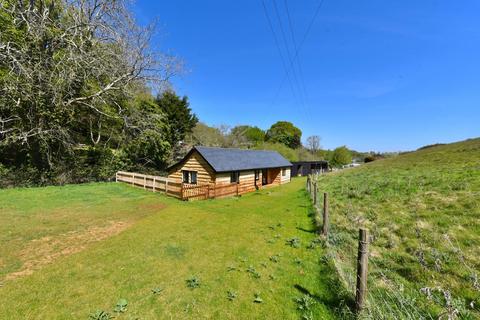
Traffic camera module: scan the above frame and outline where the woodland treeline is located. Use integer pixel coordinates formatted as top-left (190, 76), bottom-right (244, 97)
top-left (0, 0), bottom-right (372, 187)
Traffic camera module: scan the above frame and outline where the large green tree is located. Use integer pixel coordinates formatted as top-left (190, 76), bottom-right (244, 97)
top-left (265, 121), bottom-right (302, 149)
top-left (188, 123), bottom-right (225, 147)
top-left (0, 0), bottom-right (179, 185)
top-left (331, 146), bottom-right (352, 167)
top-left (155, 90), bottom-right (198, 156)
top-left (228, 125), bottom-right (265, 147)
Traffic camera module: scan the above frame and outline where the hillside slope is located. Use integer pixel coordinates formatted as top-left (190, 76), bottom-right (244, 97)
top-left (317, 138), bottom-right (480, 318)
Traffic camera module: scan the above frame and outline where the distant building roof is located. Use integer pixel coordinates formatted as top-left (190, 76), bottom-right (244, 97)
top-left (170, 146), bottom-right (292, 173)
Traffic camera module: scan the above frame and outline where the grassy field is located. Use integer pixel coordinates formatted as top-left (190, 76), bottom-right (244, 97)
top-left (315, 138), bottom-right (480, 318)
top-left (0, 178), bottom-right (346, 319)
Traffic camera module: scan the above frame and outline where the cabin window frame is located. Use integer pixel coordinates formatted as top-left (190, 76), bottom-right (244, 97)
top-left (230, 171), bottom-right (240, 184)
top-left (182, 170), bottom-right (198, 184)
top-left (282, 168), bottom-right (287, 176)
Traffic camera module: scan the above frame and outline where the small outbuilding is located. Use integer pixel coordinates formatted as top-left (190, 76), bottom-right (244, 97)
top-left (291, 161), bottom-right (329, 177)
top-left (167, 146), bottom-right (292, 200)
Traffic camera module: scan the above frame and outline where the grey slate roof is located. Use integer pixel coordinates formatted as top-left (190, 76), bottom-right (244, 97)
top-left (194, 146), bottom-right (292, 172)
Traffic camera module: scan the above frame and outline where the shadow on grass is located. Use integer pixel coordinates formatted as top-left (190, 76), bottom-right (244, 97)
top-left (294, 258), bottom-right (356, 319)
top-left (294, 283), bottom-right (355, 319)
top-left (296, 226), bottom-right (316, 234)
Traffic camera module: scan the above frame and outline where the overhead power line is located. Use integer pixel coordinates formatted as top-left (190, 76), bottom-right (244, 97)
top-left (272, 0), bottom-right (305, 108)
top-left (283, 0), bottom-right (309, 106)
top-left (261, 0), bottom-right (301, 108)
top-left (270, 0), bottom-right (326, 107)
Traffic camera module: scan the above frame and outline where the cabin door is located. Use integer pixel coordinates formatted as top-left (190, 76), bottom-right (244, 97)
top-left (262, 169), bottom-right (268, 185)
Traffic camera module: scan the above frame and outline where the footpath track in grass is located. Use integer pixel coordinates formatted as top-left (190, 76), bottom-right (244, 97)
top-left (0, 178), bottom-right (345, 319)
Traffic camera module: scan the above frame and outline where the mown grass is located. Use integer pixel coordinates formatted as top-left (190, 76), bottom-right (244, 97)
top-left (315, 138), bottom-right (480, 318)
top-left (0, 178), bottom-right (347, 319)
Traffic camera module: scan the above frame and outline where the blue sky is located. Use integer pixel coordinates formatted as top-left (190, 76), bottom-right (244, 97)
top-left (133, 0), bottom-right (480, 152)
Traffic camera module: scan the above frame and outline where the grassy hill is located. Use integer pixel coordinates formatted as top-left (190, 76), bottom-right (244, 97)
top-left (316, 138), bottom-right (480, 318)
top-left (0, 179), bottom-right (345, 319)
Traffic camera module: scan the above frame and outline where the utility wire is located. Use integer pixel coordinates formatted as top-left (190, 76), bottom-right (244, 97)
top-left (272, 0), bottom-right (305, 108)
top-left (284, 0), bottom-right (310, 106)
top-left (270, 0), bottom-right (326, 106)
top-left (261, 0), bottom-right (301, 107)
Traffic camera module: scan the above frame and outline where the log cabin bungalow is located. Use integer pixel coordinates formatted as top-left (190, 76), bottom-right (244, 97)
top-left (167, 146), bottom-right (292, 200)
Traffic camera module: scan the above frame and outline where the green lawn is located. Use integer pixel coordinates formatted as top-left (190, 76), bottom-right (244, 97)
top-left (315, 138), bottom-right (480, 318)
top-left (0, 178), bottom-right (345, 319)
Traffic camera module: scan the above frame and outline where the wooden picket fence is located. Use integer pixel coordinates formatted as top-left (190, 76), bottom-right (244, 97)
top-left (115, 171), bottom-right (182, 198)
top-left (116, 171), bottom-right (251, 201)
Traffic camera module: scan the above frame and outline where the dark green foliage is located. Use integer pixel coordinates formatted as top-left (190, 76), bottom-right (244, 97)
top-left (265, 121), bottom-right (302, 149)
top-left (0, 1), bottom-right (178, 186)
top-left (155, 90), bottom-right (198, 157)
top-left (230, 125), bottom-right (265, 145)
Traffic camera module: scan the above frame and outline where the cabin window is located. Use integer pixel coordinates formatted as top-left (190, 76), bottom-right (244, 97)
top-left (182, 170), bottom-right (197, 184)
top-left (230, 171), bottom-right (240, 184)
top-left (282, 168), bottom-right (287, 176)
top-left (254, 170), bottom-right (260, 181)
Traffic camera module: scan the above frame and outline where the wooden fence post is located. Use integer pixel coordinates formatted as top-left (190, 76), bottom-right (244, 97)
top-left (152, 177), bottom-right (156, 192)
top-left (306, 176), bottom-right (310, 193)
top-left (165, 178), bottom-right (169, 194)
top-left (115, 172), bottom-right (118, 182)
top-left (313, 182), bottom-right (317, 206)
top-left (132, 173), bottom-right (135, 185)
top-left (355, 228), bottom-right (369, 313)
top-left (322, 192), bottom-right (329, 236)
top-left (144, 175), bottom-right (146, 190)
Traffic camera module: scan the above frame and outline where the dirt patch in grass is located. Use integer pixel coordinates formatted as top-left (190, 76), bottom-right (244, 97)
top-left (5, 221), bottom-right (132, 281)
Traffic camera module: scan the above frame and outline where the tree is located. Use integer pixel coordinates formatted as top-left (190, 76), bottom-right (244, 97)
top-left (155, 90), bottom-right (198, 157)
top-left (122, 94), bottom-right (171, 170)
top-left (331, 146), bottom-right (352, 167)
top-left (229, 125), bottom-right (265, 147)
top-left (188, 123), bottom-right (225, 147)
top-left (265, 121), bottom-right (302, 149)
top-left (0, 0), bottom-right (180, 184)
top-left (306, 135), bottom-right (321, 154)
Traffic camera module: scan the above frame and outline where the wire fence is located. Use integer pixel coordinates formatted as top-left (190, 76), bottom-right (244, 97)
top-left (306, 174), bottom-right (435, 319)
